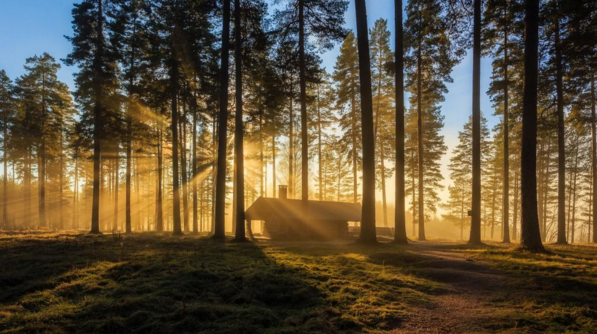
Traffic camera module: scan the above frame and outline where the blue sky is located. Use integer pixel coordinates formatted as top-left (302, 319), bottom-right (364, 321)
top-left (0, 0), bottom-right (499, 208)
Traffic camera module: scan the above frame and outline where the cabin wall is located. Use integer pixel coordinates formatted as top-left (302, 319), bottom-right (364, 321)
top-left (264, 219), bottom-right (349, 239)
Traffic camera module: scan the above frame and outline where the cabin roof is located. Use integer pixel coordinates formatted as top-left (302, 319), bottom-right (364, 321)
top-left (245, 197), bottom-right (362, 221)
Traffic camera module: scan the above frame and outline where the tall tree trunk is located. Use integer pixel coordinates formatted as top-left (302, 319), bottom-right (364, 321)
top-left (540, 140), bottom-right (551, 241)
top-left (380, 143), bottom-right (388, 227)
top-left (373, 32), bottom-right (386, 227)
top-left (520, 0), bottom-right (545, 252)
top-left (317, 84), bottom-right (323, 200)
top-left (461, 189), bottom-right (465, 240)
top-left (156, 126), bottom-right (163, 231)
top-left (233, 0), bottom-right (246, 242)
top-left (513, 170), bottom-right (519, 239)
top-left (588, 175), bottom-right (593, 243)
top-left (125, 114), bottom-right (132, 233)
top-left (502, 5), bottom-right (511, 243)
top-left (192, 95), bottom-right (198, 234)
top-left (272, 132), bottom-right (276, 197)
top-left (259, 109), bottom-right (264, 197)
top-left (470, 0), bottom-right (482, 244)
top-left (592, 73), bottom-right (596, 243)
top-left (113, 157), bottom-right (119, 231)
top-left (59, 127), bottom-right (64, 229)
top-left (566, 165), bottom-right (573, 241)
top-left (171, 53), bottom-right (182, 235)
top-left (491, 184), bottom-right (496, 239)
top-left (537, 140), bottom-right (544, 236)
top-left (91, 0), bottom-right (103, 234)
top-left (73, 158), bottom-right (78, 230)
top-left (355, 0), bottom-right (376, 243)
top-left (2, 110), bottom-right (6, 229)
top-left (554, 13), bottom-right (567, 244)
top-left (200, 181), bottom-right (204, 232)
top-left (210, 111), bottom-right (216, 231)
top-left (298, 0), bottom-right (308, 203)
top-left (416, 18), bottom-right (425, 241)
top-left (411, 151), bottom-right (416, 237)
top-left (25, 147), bottom-right (31, 229)
top-left (135, 150), bottom-right (140, 230)
top-left (39, 70), bottom-right (46, 229)
top-left (394, 0), bottom-right (407, 244)
top-left (214, 0), bottom-right (230, 239)
top-left (289, 78), bottom-right (294, 198)
top-left (181, 107), bottom-right (189, 232)
top-left (125, 11), bottom-right (137, 234)
top-left (351, 95), bottom-right (358, 203)
top-left (570, 140), bottom-right (579, 243)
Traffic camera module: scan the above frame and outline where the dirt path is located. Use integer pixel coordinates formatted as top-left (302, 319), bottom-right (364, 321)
top-left (391, 242), bottom-right (515, 333)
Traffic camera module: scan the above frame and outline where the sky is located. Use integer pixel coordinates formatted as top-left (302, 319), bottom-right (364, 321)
top-left (0, 0), bottom-right (499, 215)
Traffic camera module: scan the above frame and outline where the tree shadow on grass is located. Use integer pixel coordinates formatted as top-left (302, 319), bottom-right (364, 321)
top-left (278, 239), bottom-right (597, 333)
top-left (0, 234), bottom-right (344, 334)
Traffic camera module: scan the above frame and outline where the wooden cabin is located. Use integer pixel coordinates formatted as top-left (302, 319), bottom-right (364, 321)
top-left (245, 186), bottom-right (362, 239)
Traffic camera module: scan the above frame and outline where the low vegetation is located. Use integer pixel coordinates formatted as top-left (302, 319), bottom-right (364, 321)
top-left (0, 233), bottom-right (595, 333)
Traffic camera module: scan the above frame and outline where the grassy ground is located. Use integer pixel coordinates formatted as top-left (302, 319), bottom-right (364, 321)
top-left (0, 232), bottom-right (595, 333)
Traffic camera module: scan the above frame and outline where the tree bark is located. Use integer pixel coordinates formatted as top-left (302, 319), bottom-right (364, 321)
top-left (299, 0), bottom-right (308, 204)
top-left (59, 125), bottom-right (64, 229)
top-left (416, 13), bottom-right (425, 241)
top-left (289, 77), bottom-right (294, 198)
top-left (73, 158), bottom-right (78, 230)
top-left (317, 84), bottom-right (323, 200)
top-left (192, 92), bottom-right (198, 234)
top-left (591, 73), bottom-right (597, 243)
top-left (90, 0), bottom-right (103, 234)
top-left (502, 16), bottom-right (511, 243)
top-left (520, 0), bottom-right (545, 252)
top-left (125, 10), bottom-right (137, 234)
top-left (555, 15), bottom-right (567, 243)
top-left (171, 40), bottom-right (182, 236)
top-left (570, 139), bottom-right (579, 243)
top-left (259, 109), bottom-right (264, 197)
top-left (233, 0), bottom-right (246, 242)
top-left (394, 0), bottom-right (407, 244)
top-left (470, 0), bottom-right (482, 244)
top-left (113, 157), bottom-right (119, 231)
top-left (513, 169), bottom-right (519, 239)
top-left (351, 94), bottom-right (358, 203)
top-left (214, 0), bottom-right (230, 239)
top-left (156, 125), bottom-right (163, 231)
top-left (355, 0), bottom-right (377, 243)
top-left (2, 105), bottom-right (6, 229)
top-left (181, 103), bottom-right (189, 232)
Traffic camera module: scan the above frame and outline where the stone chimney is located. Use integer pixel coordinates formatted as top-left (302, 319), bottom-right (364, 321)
top-left (279, 185), bottom-right (288, 199)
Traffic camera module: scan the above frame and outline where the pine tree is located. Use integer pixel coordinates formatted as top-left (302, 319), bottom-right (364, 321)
top-left (16, 54), bottom-right (75, 229)
top-left (370, 19), bottom-right (396, 228)
top-left (312, 73), bottom-right (336, 201)
top-left (274, 0), bottom-right (348, 203)
top-left (233, 0), bottom-right (246, 242)
top-left (333, 32), bottom-right (361, 204)
top-left (65, 0), bottom-right (121, 234)
top-left (355, 0), bottom-right (376, 243)
top-left (520, 0), bottom-right (545, 252)
top-left (444, 115), bottom-right (490, 240)
top-left (214, 0), bottom-right (231, 239)
top-left (0, 71), bottom-right (15, 229)
top-left (405, 0), bottom-right (463, 240)
top-left (484, 0), bottom-right (525, 243)
top-left (108, 0), bottom-right (150, 234)
top-left (394, 0), bottom-right (408, 244)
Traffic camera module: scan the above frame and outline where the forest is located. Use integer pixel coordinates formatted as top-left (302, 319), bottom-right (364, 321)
top-left (0, 0), bottom-right (596, 333)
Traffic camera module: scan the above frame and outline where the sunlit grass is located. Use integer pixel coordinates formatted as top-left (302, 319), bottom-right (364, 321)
top-left (0, 234), bottom-right (595, 333)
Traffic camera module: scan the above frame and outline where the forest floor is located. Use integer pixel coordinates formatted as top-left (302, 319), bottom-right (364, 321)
top-left (0, 232), bottom-right (595, 333)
